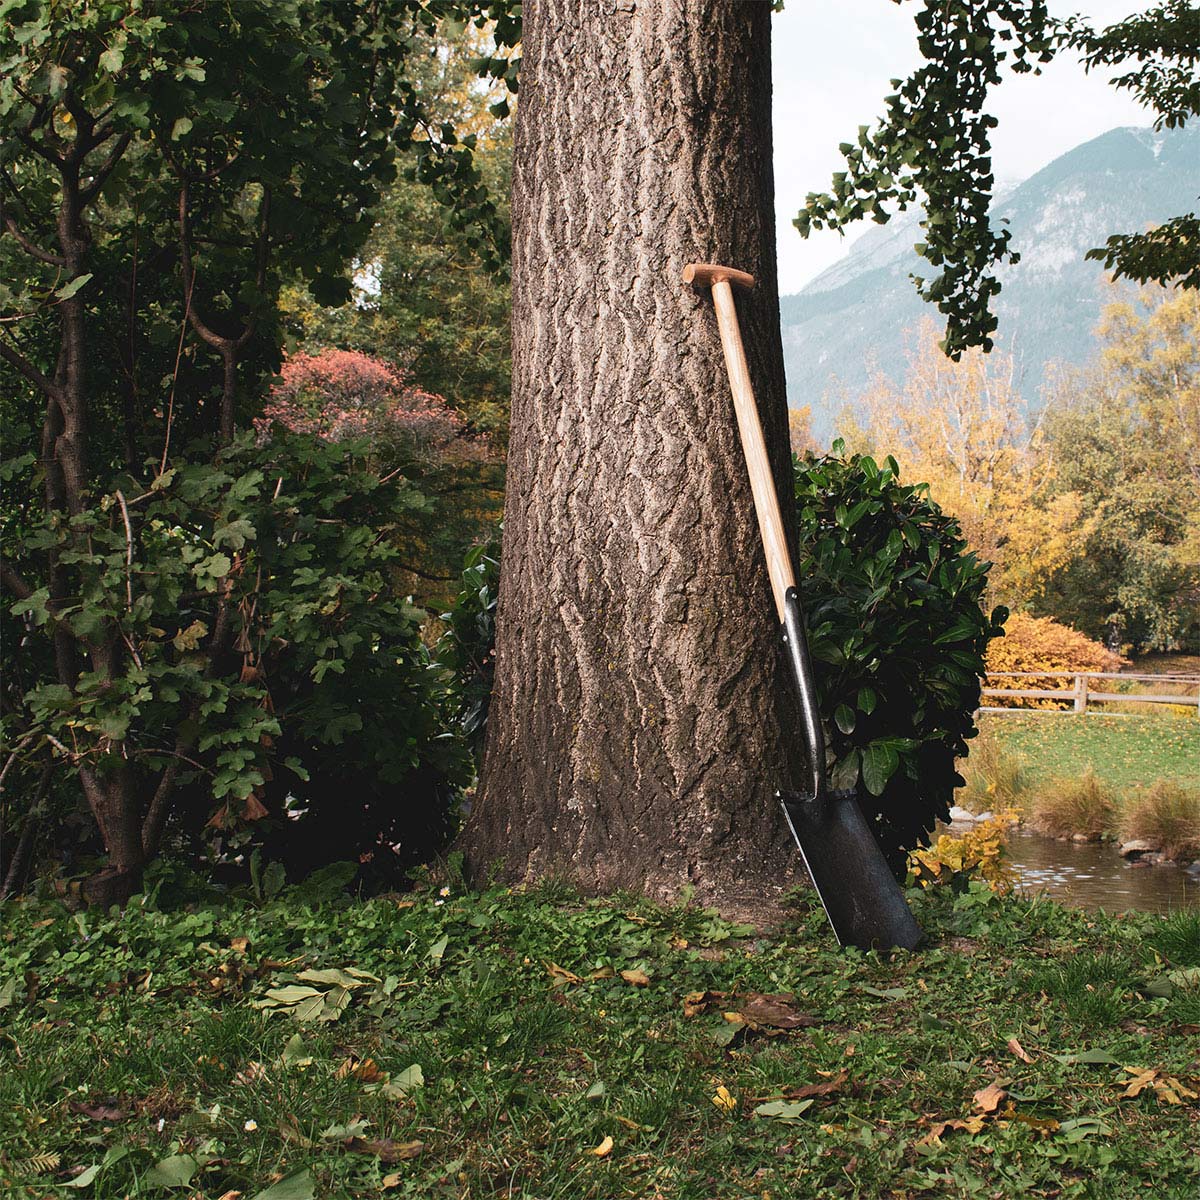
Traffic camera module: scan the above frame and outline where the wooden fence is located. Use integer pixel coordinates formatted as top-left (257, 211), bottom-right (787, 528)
top-left (979, 671), bottom-right (1200, 715)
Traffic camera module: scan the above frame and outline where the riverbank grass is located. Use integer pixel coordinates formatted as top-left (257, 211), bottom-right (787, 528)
top-left (3, 882), bottom-right (1198, 1198)
top-left (962, 715), bottom-right (1200, 855)
top-left (981, 713), bottom-right (1199, 794)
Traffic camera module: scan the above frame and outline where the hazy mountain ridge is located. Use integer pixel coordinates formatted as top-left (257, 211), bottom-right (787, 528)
top-left (781, 123), bottom-right (1200, 435)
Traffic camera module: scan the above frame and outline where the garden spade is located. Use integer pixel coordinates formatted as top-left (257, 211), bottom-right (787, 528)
top-left (681, 262), bottom-right (923, 952)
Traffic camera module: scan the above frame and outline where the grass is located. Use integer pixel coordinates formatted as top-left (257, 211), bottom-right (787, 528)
top-left (979, 713), bottom-right (1200, 795)
top-left (2, 877), bottom-right (1199, 1199)
top-left (1120, 783), bottom-right (1200, 861)
top-left (955, 732), bottom-right (1028, 816)
top-left (1027, 769), bottom-right (1116, 841)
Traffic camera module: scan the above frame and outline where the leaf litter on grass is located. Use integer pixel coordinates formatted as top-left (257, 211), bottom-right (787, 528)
top-left (4, 883), bottom-right (1200, 1198)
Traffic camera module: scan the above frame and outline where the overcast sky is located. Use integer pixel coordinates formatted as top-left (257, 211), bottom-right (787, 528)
top-left (773, 1), bottom-right (1153, 294)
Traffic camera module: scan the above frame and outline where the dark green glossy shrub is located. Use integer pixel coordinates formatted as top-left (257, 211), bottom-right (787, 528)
top-left (794, 442), bottom-right (1007, 877)
top-left (437, 539), bottom-right (500, 757)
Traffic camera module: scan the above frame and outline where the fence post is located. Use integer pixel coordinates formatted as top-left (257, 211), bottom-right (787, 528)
top-left (1073, 674), bottom-right (1087, 714)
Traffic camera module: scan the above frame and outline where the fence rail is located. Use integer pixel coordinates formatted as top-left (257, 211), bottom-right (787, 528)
top-left (979, 671), bottom-right (1200, 715)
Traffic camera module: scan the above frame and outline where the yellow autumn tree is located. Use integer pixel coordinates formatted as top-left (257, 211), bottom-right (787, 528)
top-left (845, 318), bottom-right (1092, 610)
top-left (788, 404), bottom-right (816, 457)
top-left (1040, 286), bottom-right (1200, 648)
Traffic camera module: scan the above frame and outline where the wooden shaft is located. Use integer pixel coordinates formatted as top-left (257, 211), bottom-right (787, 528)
top-left (709, 278), bottom-right (795, 621)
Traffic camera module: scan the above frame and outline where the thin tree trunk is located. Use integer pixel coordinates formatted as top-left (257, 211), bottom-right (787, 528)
top-left (463, 0), bottom-right (805, 909)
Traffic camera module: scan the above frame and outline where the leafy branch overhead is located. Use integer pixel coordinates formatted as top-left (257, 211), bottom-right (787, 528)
top-left (797, 0), bottom-right (1199, 358)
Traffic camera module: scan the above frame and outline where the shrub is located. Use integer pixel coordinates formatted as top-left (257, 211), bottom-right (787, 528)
top-left (259, 349), bottom-right (465, 460)
top-left (985, 612), bottom-right (1127, 708)
top-left (794, 443), bottom-right (1006, 878)
top-left (2, 432), bottom-right (470, 894)
top-left (1028, 769), bottom-right (1116, 840)
top-left (1120, 782), bottom-right (1200, 861)
top-left (437, 541), bottom-right (500, 758)
top-left (956, 731), bottom-right (1028, 815)
top-left (907, 811), bottom-right (1019, 894)
top-left (259, 348), bottom-right (500, 610)
top-left (443, 447), bottom-right (1004, 881)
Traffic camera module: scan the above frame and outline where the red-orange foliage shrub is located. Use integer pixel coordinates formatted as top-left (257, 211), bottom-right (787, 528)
top-left (985, 613), bottom-right (1128, 707)
top-left (258, 349), bottom-right (465, 458)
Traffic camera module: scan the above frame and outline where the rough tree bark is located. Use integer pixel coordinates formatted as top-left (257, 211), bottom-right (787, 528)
top-left (463, 0), bottom-right (807, 908)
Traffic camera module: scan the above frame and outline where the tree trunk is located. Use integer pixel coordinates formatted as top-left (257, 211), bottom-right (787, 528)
top-left (463, 0), bottom-right (806, 909)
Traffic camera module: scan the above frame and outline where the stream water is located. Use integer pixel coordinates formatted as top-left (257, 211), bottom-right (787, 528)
top-left (948, 824), bottom-right (1200, 914)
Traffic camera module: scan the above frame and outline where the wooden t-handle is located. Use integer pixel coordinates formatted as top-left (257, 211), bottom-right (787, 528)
top-left (683, 261), bottom-right (795, 621)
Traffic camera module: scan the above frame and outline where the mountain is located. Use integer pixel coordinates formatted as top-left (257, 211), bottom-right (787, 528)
top-left (780, 124), bottom-right (1200, 437)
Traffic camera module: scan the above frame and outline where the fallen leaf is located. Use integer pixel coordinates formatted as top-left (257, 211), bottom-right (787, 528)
top-left (1006, 1037), bottom-right (1035, 1064)
top-left (917, 1116), bottom-right (986, 1146)
top-left (235, 1062), bottom-right (269, 1086)
top-left (230, 936), bottom-right (251, 954)
top-left (589, 1135), bottom-right (614, 1157)
top-left (614, 1115), bottom-right (652, 1131)
top-left (1121, 1067), bottom-right (1158, 1098)
top-left (1052, 1048), bottom-right (1119, 1066)
top-left (68, 1100), bottom-right (128, 1122)
top-left (620, 968), bottom-right (651, 986)
top-left (712, 1085), bottom-right (738, 1112)
top-left (1119, 1067), bottom-right (1198, 1104)
top-left (335, 1057), bottom-right (383, 1083)
top-left (381, 1173), bottom-right (402, 1190)
top-left (682, 990), bottom-right (819, 1033)
top-left (781, 1070), bottom-right (849, 1101)
top-left (973, 1082), bottom-right (1008, 1114)
top-left (588, 966), bottom-right (615, 980)
top-left (1013, 1112), bottom-right (1060, 1134)
top-left (739, 993), bottom-right (820, 1031)
top-left (249, 1168), bottom-right (316, 1200)
top-left (146, 1153), bottom-right (201, 1188)
top-left (754, 1098), bottom-right (814, 1120)
top-left (377, 1064), bottom-right (424, 1098)
top-left (277, 1118), bottom-right (315, 1148)
top-left (345, 1137), bottom-right (424, 1162)
top-left (545, 962), bottom-right (581, 988)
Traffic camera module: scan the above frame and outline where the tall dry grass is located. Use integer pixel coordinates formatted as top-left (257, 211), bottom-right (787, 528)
top-left (1119, 782), bottom-right (1200, 861)
top-left (956, 732), bottom-right (1028, 815)
top-left (1028, 769), bottom-right (1116, 841)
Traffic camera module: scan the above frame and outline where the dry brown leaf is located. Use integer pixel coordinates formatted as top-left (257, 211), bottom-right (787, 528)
top-left (335, 1057), bottom-right (383, 1083)
top-left (1013, 1112), bottom-right (1060, 1134)
top-left (234, 1061), bottom-right (268, 1086)
top-left (1006, 1037), bottom-right (1034, 1064)
top-left (620, 968), bottom-right (651, 987)
top-left (242, 792), bottom-right (269, 821)
top-left (1120, 1067), bottom-right (1198, 1104)
top-left (738, 992), bottom-right (820, 1031)
top-left (614, 1115), bottom-right (653, 1131)
top-left (972, 1082), bottom-right (1008, 1114)
top-left (917, 1115), bottom-right (986, 1145)
top-left (682, 990), bottom-right (716, 1018)
top-left (215, 1191), bottom-right (243, 1200)
top-left (588, 966), bottom-right (615, 980)
top-left (681, 990), bottom-right (818, 1033)
top-left (784, 1070), bottom-right (849, 1101)
top-left (68, 1100), bottom-right (128, 1122)
top-left (545, 962), bottom-right (581, 988)
top-left (346, 1137), bottom-right (424, 1162)
top-left (230, 936), bottom-right (251, 955)
top-left (589, 1135), bottom-right (614, 1157)
top-left (277, 1117), bottom-right (315, 1148)
top-left (381, 1173), bottom-right (402, 1190)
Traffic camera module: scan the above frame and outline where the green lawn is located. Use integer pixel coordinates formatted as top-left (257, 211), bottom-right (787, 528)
top-left (2, 880), bottom-right (1198, 1198)
top-left (982, 713), bottom-right (1200, 793)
